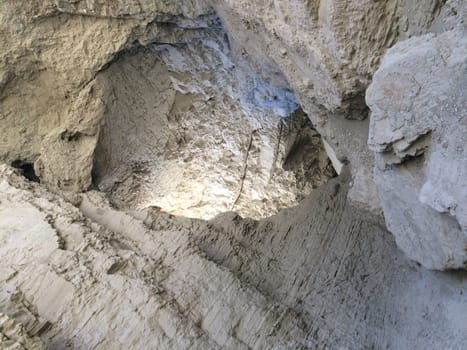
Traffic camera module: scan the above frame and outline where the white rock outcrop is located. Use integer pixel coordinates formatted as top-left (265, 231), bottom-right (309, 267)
top-left (367, 28), bottom-right (467, 269)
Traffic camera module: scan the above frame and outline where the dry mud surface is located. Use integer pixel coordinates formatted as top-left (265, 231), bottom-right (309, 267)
top-left (0, 165), bottom-right (466, 349)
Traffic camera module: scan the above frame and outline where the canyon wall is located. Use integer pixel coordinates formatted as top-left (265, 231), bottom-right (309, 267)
top-left (0, 1), bottom-right (467, 348)
top-left (0, 0), bottom-right (465, 270)
top-left (1, 164), bottom-right (466, 349)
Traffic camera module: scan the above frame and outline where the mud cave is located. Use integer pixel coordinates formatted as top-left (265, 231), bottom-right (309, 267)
top-left (0, 1), bottom-right (466, 350)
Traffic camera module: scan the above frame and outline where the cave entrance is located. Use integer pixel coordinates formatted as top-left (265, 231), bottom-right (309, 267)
top-left (92, 15), bottom-right (336, 220)
top-left (11, 160), bottom-right (40, 183)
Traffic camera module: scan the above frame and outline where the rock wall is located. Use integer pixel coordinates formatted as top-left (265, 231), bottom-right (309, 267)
top-left (92, 22), bottom-right (335, 219)
top-left (211, 0), bottom-right (453, 212)
top-left (0, 0), bottom-right (465, 277)
top-left (0, 0), bottom-right (448, 200)
top-left (0, 165), bottom-right (312, 349)
top-left (0, 0), bottom-right (211, 192)
top-left (1, 165), bottom-right (466, 349)
top-left (0, 2), bottom-right (466, 346)
top-left (367, 5), bottom-right (467, 269)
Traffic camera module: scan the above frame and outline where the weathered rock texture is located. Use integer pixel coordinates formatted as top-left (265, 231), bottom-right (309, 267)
top-left (212, 0), bottom-right (455, 212)
top-left (0, 0), bottom-right (460, 201)
top-left (0, 165), bottom-right (310, 349)
top-left (367, 28), bottom-right (467, 270)
top-left (1, 165), bottom-right (466, 349)
top-left (1, 4), bottom-right (464, 200)
top-left (0, 313), bottom-right (46, 350)
top-left (92, 24), bottom-right (335, 219)
top-left (1, 1), bottom-right (467, 347)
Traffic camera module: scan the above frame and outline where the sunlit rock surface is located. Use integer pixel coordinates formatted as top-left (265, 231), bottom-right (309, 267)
top-left (92, 21), bottom-right (335, 219)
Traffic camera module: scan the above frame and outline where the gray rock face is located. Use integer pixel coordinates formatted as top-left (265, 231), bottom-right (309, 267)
top-left (367, 29), bottom-right (467, 270)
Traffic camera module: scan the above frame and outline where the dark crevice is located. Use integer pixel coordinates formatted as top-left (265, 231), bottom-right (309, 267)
top-left (11, 160), bottom-right (40, 183)
top-left (60, 129), bottom-right (82, 142)
top-left (282, 109), bottom-right (337, 197)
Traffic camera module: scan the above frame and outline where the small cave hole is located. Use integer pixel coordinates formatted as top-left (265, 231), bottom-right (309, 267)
top-left (11, 160), bottom-right (40, 183)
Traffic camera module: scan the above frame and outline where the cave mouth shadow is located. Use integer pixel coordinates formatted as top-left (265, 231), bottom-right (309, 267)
top-left (11, 159), bottom-right (40, 183)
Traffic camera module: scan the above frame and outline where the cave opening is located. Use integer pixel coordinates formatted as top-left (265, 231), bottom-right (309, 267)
top-left (92, 14), bottom-right (337, 220)
top-left (11, 159), bottom-right (40, 183)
